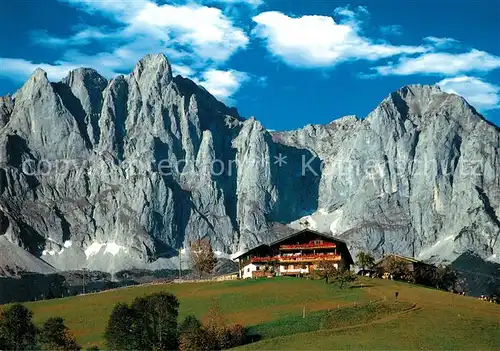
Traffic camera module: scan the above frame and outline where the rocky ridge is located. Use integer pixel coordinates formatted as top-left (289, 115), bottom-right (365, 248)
top-left (0, 54), bottom-right (499, 274)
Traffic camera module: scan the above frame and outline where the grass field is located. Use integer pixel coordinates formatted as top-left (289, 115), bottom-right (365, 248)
top-left (6, 277), bottom-right (500, 349)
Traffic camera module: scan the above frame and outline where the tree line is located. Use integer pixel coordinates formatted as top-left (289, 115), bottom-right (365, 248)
top-left (0, 291), bottom-right (248, 351)
top-left (313, 260), bottom-right (358, 288)
top-left (355, 251), bottom-right (459, 292)
top-left (0, 304), bottom-right (82, 350)
top-left (105, 292), bottom-right (247, 350)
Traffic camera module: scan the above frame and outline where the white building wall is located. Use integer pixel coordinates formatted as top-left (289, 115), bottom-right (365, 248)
top-left (241, 263), bottom-right (258, 279)
top-left (279, 265), bottom-right (310, 275)
top-left (241, 260), bottom-right (340, 278)
top-left (279, 262), bottom-right (338, 275)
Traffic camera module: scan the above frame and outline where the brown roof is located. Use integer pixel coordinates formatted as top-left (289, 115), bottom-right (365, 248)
top-left (269, 228), bottom-right (348, 246)
top-left (376, 254), bottom-right (434, 266)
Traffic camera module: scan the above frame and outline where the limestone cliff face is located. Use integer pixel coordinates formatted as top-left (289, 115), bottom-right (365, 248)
top-left (277, 85), bottom-right (500, 265)
top-left (0, 54), bottom-right (498, 273)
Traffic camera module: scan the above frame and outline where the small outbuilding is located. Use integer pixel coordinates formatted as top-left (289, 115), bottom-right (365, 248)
top-left (375, 254), bottom-right (436, 281)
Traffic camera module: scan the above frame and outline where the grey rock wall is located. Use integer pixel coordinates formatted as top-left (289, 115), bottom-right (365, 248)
top-left (0, 55), bottom-right (498, 274)
top-left (276, 85), bottom-right (500, 264)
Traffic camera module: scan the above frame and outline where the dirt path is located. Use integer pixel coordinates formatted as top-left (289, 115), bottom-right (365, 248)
top-left (227, 300), bottom-right (358, 326)
top-left (326, 302), bottom-right (421, 333)
top-left (251, 300), bottom-right (422, 348)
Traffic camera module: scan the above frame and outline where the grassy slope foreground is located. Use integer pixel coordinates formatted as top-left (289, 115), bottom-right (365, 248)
top-left (4, 277), bottom-right (500, 349)
top-left (239, 279), bottom-right (500, 350)
top-left (20, 278), bottom-right (361, 348)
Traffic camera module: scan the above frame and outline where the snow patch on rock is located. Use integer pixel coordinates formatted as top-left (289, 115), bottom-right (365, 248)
top-left (318, 208), bottom-right (329, 215)
top-left (104, 242), bottom-right (128, 255)
top-left (288, 208), bottom-right (344, 235)
top-left (329, 209), bottom-right (343, 234)
top-left (85, 242), bottom-right (128, 258)
top-left (85, 243), bottom-right (105, 258)
top-left (487, 254), bottom-right (498, 262)
top-left (417, 235), bottom-right (456, 261)
top-left (230, 251), bottom-right (243, 260)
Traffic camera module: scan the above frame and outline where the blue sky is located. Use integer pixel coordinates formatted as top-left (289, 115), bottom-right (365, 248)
top-left (1, 0), bottom-right (499, 130)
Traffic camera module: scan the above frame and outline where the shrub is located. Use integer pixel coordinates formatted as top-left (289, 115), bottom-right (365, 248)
top-left (313, 261), bottom-right (357, 288)
top-left (178, 315), bottom-right (215, 351)
top-left (433, 265), bottom-right (458, 290)
top-left (132, 292), bottom-right (179, 350)
top-left (356, 252), bottom-right (375, 270)
top-left (0, 303), bottom-right (38, 350)
top-left (227, 324), bottom-right (246, 347)
top-left (105, 292), bottom-right (179, 350)
top-left (313, 261), bottom-right (338, 283)
top-left (334, 269), bottom-right (357, 288)
top-left (190, 238), bottom-right (218, 278)
top-left (104, 303), bottom-right (137, 350)
top-left (39, 316), bottom-right (81, 350)
top-left (204, 301), bottom-right (247, 349)
top-left (386, 257), bottom-right (412, 280)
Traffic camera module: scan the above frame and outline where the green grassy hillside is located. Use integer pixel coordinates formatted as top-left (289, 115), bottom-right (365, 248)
top-left (4, 277), bottom-right (500, 350)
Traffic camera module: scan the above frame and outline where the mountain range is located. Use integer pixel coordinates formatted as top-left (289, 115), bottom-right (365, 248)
top-left (0, 53), bottom-right (499, 276)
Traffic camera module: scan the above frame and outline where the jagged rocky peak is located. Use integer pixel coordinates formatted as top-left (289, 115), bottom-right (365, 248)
top-left (132, 53), bottom-right (173, 84)
top-left (372, 84), bottom-right (480, 128)
top-left (16, 68), bottom-right (51, 97)
top-left (396, 83), bottom-right (443, 101)
top-left (389, 84), bottom-right (445, 108)
top-left (3, 66), bottom-right (92, 160)
top-left (59, 68), bottom-right (109, 147)
top-left (328, 114), bottom-right (359, 125)
top-left (63, 67), bottom-right (107, 87)
top-left (31, 67), bottom-right (49, 81)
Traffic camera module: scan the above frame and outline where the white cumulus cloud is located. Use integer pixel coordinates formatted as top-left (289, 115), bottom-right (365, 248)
top-left (374, 49), bottom-right (500, 76)
top-left (31, 27), bottom-right (118, 47)
top-left (171, 64), bottom-right (196, 78)
top-left (423, 36), bottom-right (459, 49)
top-left (133, 2), bottom-right (248, 63)
top-left (208, 0), bottom-right (264, 7)
top-left (251, 10), bottom-right (427, 68)
top-left (437, 76), bottom-right (500, 111)
top-left (50, 1), bottom-right (249, 65)
top-left (0, 0), bottom-right (252, 103)
top-left (0, 58), bottom-right (80, 82)
top-left (60, 0), bottom-right (149, 20)
top-left (194, 69), bottom-right (249, 103)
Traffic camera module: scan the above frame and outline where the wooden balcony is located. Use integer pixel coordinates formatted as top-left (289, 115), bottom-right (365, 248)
top-left (279, 243), bottom-right (336, 250)
top-left (250, 256), bottom-right (277, 263)
top-left (251, 253), bottom-right (341, 263)
top-left (252, 271), bottom-right (274, 278)
top-left (279, 253), bottom-right (341, 263)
